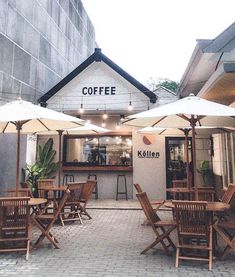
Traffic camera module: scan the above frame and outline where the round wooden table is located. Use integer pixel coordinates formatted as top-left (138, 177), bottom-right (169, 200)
top-left (166, 187), bottom-right (194, 200)
top-left (164, 201), bottom-right (230, 212)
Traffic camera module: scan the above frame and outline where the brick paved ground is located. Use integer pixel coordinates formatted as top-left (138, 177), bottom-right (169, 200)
top-left (0, 208), bottom-right (234, 276)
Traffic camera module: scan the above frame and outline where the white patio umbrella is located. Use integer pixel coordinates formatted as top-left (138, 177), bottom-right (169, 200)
top-left (124, 94), bottom-right (235, 199)
top-left (0, 99), bottom-right (84, 195)
top-left (36, 123), bottom-right (110, 185)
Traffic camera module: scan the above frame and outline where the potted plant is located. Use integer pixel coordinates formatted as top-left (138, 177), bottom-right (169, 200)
top-left (25, 138), bottom-right (59, 196)
top-left (197, 160), bottom-right (213, 186)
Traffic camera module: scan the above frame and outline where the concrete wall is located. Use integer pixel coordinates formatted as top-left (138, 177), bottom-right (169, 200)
top-left (0, 0), bottom-right (96, 103)
top-left (0, 0), bottom-right (96, 189)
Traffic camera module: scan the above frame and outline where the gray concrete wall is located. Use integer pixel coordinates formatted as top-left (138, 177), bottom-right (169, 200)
top-left (0, 0), bottom-right (97, 188)
top-left (0, 0), bottom-right (96, 103)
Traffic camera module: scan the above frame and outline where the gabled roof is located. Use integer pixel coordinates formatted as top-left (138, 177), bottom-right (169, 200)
top-left (38, 48), bottom-right (157, 104)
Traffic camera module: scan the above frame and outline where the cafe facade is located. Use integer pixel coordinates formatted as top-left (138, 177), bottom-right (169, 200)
top-left (177, 22), bottom-right (235, 197)
top-left (27, 48), bottom-right (212, 200)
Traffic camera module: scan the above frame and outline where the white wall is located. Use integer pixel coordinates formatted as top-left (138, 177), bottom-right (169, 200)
top-left (132, 131), bottom-right (166, 200)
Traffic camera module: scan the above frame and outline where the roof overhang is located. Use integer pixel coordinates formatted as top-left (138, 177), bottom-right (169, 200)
top-left (198, 62), bottom-right (235, 105)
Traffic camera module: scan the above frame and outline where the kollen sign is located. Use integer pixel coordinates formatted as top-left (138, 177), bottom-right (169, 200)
top-left (137, 150), bottom-right (160, 158)
top-left (137, 135), bottom-right (159, 158)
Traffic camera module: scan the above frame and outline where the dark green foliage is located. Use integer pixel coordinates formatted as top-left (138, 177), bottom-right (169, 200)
top-left (197, 160), bottom-right (213, 186)
top-left (158, 79), bottom-right (179, 92)
top-left (25, 138), bottom-right (59, 195)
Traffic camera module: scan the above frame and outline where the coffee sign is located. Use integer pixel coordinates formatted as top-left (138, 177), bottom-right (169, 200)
top-left (82, 86), bottom-right (116, 95)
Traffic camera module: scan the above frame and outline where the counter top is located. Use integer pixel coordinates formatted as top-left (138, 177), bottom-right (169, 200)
top-left (62, 166), bottom-right (133, 172)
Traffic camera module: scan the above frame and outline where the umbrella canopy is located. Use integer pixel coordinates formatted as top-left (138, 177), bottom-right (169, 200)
top-left (124, 94), bottom-right (235, 128)
top-left (124, 94), bottom-right (235, 199)
top-left (137, 126), bottom-right (226, 135)
top-left (36, 123), bottom-right (110, 185)
top-left (0, 99), bottom-right (84, 195)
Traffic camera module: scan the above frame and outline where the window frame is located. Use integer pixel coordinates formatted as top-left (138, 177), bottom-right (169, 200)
top-left (62, 132), bottom-right (133, 168)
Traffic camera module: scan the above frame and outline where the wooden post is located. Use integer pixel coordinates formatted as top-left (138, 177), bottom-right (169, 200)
top-left (16, 122), bottom-right (22, 197)
top-left (57, 130), bottom-right (63, 187)
top-left (191, 116), bottom-right (198, 200)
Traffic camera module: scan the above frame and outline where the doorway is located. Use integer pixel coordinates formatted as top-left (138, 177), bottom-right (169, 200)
top-left (165, 137), bottom-right (193, 197)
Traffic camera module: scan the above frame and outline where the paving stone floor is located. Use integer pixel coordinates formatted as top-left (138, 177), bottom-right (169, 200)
top-left (0, 205), bottom-right (234, 276)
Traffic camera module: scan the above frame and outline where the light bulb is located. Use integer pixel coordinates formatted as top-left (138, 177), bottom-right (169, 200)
top-left (79, 104), bottom-right (84, 114)
top-left (101, 121), bottom-right (106, 127)
top-left (128, 101), bottom-right (133, 111)
top-left (103, 112), bottom-right (108, 119)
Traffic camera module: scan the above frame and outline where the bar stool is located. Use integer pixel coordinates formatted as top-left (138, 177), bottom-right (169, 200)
top-left (63, 174), bottom-right (74, 185)
top-left (88, 174), bottom-right (98, 200)
top-left (116, 174), bottom-right (128, 200)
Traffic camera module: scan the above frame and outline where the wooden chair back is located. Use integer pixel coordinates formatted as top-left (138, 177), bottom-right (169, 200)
top-left (173, 200), bottom-right (211, 236)
top-left (197, 187), bottom-right (215, 202)
top-left (172, 179), bottom-right (188, 188)
top-left (80, 180), bottom-right (96, 203)
top-left (0, 197), bottom-right (30, 259)
top-left (37, 179), bottom-right (54, 198)
top-left (133, 183), bottom-right (143, 193)
top-left (221, 184), bottom-right (235, 204)
top-left (5, 188), bottom-right (32, 197)
top-left (173, 200), bottom-right (213, 270)
top-left (78, 180), bottom-right (97, 220)
top-left (67, 182), bottom-right (84, 204)
top-left (21, 182), bottom-right (34, 198)
top-left (136, 192), bottom-right (161, 224)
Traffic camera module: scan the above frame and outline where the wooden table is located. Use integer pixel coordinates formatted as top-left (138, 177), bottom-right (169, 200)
top-left (29, 198), bottom-right (47, 206)
top-left (166, 187), bottom-right (194, 200)
top-left (164, 201), bottom-right (230, 212)
top-left (39, 185), bottom-right (67, 199)
top-left (38, 186), bottom-right (68, 213)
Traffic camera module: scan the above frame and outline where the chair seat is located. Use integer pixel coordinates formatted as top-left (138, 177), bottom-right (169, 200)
top-left (35, 214), bottom-right (55, 220)
top-left (0, 236), bottom-right (30, 242)
top-left (154, 220), bottom-right (176, 227)
top-left (217, 220), bottom-right (235, 229)
top-left (177, 244), bottom-right (211, 250)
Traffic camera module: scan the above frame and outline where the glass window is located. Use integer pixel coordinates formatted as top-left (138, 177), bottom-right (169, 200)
top-left (221, 132), bottom-right (235, 188)
top-left (63, 135), bottom-right (132, 166)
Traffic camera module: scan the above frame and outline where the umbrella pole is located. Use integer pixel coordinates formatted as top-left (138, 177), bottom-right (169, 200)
top-left (58, 130), bottom-right (63, 187)
top-left (183, 129), bottom-right (190, 189)
top-left (191, 117), bottom-right (198, 200)
top-left (16, 122), bottom-right (22, 197)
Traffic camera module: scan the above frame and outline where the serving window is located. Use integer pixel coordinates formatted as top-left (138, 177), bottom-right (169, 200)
top-left (63, 134), bottom-right (132, 167)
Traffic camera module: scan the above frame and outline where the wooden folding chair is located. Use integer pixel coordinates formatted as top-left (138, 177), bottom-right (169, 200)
top-left (173, 200), bottom-right (213, 271)
top-left (0, 197), bottom-right (31, 260)
top-left (60, 182), bottom-right (84, 226)
top-left (134, 183), bottom-right (165, 225)
top-left (136, 192), bottom-right (176, 255)
top-left (217, 184), bottom-right (235, 220)
top-left (78, 180), bottom-right (96, 220)
top-left (213, 219), bottom-right (235, 260)
top-left (32, 189), bottom-right (70, 249)
top-left (133, 183), bottom-right (165, 207)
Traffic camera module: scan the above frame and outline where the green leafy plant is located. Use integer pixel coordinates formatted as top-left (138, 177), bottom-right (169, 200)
top-left (25, 138), bottom-right (59, 195)
top-left (197, 160), bottom-right (213, 186)
top-left (37, 138), bottom-right (59, 178)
